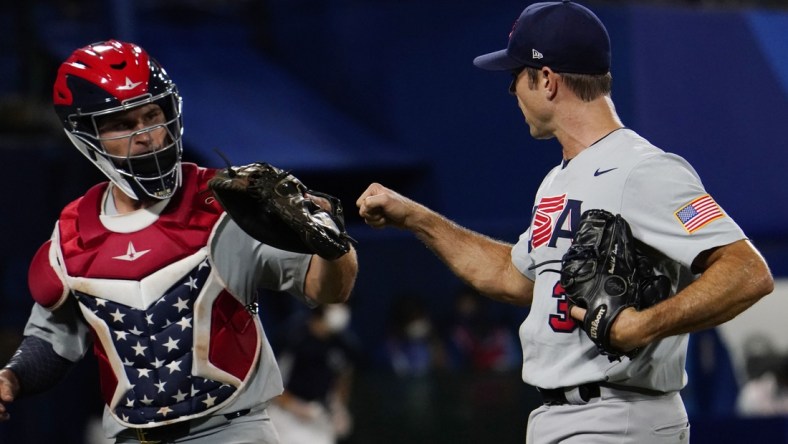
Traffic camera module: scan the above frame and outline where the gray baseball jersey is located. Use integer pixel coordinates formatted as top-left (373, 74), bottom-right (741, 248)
top-left (511, 128), bottom-right (745, 391)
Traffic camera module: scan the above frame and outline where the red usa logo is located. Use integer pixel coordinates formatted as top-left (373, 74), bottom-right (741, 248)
top-left (530, 194), bottom-right (567, 249)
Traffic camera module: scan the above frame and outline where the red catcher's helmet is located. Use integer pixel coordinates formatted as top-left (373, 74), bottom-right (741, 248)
top-left (53, 40), bottom-right (183, 200)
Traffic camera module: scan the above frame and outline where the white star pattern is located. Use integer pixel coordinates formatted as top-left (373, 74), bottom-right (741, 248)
top-left (183, 277), bottom-right (199, 291)
top-left (82, 255), bottom-right (237, 424)
top-left (132, 342), bottom-right (147, 356)
top-left (176, 317), bottom-right (192, 331)
top-left (163, 337), bottom-right (180, 352)
top-left (173, 297), bottom-right (189, 312)
top-left (166, 360), bottom-right (182, 374)
top-left (172, 390), bottom-right (188, 403)
top-left (202, 394), bottom-right (217, 408)
top-left (110, 309), bottom-right (126, 323)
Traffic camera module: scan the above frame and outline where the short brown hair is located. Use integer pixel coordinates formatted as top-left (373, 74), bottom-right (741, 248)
top-left (524, 67), bottom-right (612, 102)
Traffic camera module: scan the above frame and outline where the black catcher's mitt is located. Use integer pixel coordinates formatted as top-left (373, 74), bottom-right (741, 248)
top-left (208, 162), bottom-right (355, 260)
top-left (559, 209), bottom-right (670, 360)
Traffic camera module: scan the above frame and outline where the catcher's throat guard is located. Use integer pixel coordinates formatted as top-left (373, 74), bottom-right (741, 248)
top-left (208, 161), bottom-right (355, 260)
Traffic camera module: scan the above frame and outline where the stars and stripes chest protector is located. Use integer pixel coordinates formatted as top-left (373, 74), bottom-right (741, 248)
top-left (29, 165), bottom-right (261, 427)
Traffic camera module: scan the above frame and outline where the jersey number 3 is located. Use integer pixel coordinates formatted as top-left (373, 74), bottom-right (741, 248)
top-left (549, 281), bottom-right (577, 333)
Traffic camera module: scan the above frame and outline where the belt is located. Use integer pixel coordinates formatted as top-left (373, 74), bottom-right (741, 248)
top-left (123, 409), bottom-right (251, 444)
top-left (538, 382), bottom-right (601, 406)
top-left (537, 382), bottom-right (667, 406)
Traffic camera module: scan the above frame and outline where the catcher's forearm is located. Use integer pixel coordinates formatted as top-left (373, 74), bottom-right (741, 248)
top-left (305, 248), bottom-right (358, 304)
top-left (409, 207), bottom-right (533, 306)
top-left (639, 240), bottom-right (773, 342)
top-left (3, 336), bottom-right (74, 397)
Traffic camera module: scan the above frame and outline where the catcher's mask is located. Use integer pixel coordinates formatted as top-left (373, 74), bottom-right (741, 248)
top-left (53, 39), bottom-right (183, 200)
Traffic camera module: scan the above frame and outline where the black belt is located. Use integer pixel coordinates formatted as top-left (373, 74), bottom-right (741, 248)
top-left (124, 408), bottom-right (251, 444)
top-left (538, 382), bottom-right (601, 406)
top-left (538, 382), bottom-right (667, 406)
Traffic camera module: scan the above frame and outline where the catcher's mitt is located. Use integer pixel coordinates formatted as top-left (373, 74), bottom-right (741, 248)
top-left (542, 209), bottom-right (670, 360)
top-left (208, 162), bottom-right (355, 260)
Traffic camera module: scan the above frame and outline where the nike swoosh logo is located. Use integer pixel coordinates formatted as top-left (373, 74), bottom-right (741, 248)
top-left (594, 167), bottom-right (618, 176)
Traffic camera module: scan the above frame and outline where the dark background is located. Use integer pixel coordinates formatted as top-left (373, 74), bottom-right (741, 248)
top-left (1, 0), bottom-right (788, 443)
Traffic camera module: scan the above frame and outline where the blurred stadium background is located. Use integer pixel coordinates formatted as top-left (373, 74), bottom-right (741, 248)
top-left (1, 0), bottom-right (787, 442)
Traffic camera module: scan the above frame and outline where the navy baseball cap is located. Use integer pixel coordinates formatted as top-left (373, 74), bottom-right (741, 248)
top-left (474, 0), bottom-right (611, 74)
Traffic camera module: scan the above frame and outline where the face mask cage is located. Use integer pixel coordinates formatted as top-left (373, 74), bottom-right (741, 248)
top-left (63, 86), bottom-right (184, 200)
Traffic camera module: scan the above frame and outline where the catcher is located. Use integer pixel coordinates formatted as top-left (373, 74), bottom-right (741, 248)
top-left (357, 1), bottom-right (774, 443)
top-left (0, 40), bottom-right (357, 444)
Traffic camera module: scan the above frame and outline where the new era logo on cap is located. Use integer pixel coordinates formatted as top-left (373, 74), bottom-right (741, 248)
top-left (532, 49), bottom-right (544, 60)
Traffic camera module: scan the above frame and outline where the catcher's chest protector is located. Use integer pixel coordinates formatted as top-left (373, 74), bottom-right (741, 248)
top-left (32, 164), bottom-right (261, 428)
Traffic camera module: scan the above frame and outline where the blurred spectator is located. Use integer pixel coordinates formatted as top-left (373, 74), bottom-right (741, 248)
top-left (444, 286), bottom-right (520, 373)
top-left (269, 304), bottom-right (359, 444)
top-left (736, 334), bottom-right (788, 416)
top-left (384, 295), bottom-right (447, 377)
top-left (737, 359), bottom-right (788, 416)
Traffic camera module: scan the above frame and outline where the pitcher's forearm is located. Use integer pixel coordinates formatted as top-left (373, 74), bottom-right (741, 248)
top-left (410, 208), bottom-right (532, 305)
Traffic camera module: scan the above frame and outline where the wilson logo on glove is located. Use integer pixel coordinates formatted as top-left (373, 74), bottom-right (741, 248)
top-left (590, 306), bottom-right (606, 340)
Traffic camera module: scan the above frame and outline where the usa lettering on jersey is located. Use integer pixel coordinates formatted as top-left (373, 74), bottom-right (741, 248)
top-left (529, 195), bottom-right (582, 250)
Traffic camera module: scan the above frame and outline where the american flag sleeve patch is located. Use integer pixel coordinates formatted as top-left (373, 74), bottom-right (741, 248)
top-left (674, 194), bottom-right (725, 234)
